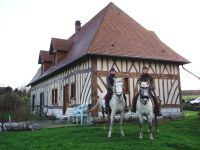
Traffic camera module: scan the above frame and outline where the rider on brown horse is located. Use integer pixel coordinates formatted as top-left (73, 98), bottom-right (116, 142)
top-left (131, 66), bottom-right (162, 116)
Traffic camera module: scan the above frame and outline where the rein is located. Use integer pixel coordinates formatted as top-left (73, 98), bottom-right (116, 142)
top-left (140, 97), bottom-right (150, 105)
top-left (139, 86), bottom-right (150, 105)
top-left (113, 81), bottom-right (124, 102)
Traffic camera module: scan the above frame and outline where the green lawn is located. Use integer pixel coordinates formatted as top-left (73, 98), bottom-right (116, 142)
top-left (0, 111), bottom-right (200, 150)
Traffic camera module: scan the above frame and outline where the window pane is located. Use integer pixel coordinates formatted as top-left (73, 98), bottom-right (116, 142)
top-left (52, 89), bottom-right (54, 104)
top-left (71, 83), bottom-right (76, 100)
top-left (55, 89), bottom-right (58, 104)
top-left (32, 95), bottom-right (35, 111)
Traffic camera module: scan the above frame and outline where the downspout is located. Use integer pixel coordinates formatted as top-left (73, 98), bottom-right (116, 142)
top-left (181, 65), bottom-right (199, 112)
top-left (182, 65), bottom-right (200, 80)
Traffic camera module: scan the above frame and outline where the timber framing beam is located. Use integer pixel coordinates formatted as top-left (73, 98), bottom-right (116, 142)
top-left (91, 56), bottom-right (98, 115)
top-left (96, 71), bottom-right (179, 80)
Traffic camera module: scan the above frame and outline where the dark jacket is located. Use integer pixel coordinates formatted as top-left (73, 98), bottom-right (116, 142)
top-left (106, 75), bottom-right (116, 91)
top-left (138, 74), bottom-right (155, 90)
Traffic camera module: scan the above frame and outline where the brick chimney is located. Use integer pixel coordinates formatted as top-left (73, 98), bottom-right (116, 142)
top-left (75, 20), bottom-right (81, 33)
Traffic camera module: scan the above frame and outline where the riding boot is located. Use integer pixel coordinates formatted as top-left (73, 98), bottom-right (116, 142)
top-left (123, 94), bottom-right (129, 112)
top-left (131, 93), bottom-right (139, 112)
top-left (153, 96), bottom-right (162, 116)
top-left (105, 99), bottom-right (109, 114)
top-left (104, 91), bottom-right (113, 114)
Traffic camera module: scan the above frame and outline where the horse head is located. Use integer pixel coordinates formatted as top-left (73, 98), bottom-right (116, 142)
top-left (139, 80), bottom-right (150, 105)
top-left (113, 78), bottom-right (124, 97)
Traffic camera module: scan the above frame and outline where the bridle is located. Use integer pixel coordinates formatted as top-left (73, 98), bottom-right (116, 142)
top-left (139, 81), bottom-right (150, 105)
top-left (113, 80), bottom-right (123, 97)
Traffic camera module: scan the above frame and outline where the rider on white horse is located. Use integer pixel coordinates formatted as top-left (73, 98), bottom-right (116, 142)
top-left (104, 67), bottom-right (128, 114)
top-left (131, 66), bottom-right (162, 116)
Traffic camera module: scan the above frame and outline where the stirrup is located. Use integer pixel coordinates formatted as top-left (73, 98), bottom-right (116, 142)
top-left (125, 107), bottom-right (129, 113)
top-left (131, 107), bottom-right (136, 113)
top-left (156, 111), bottom-right (162, 116)
top-left (105, 107), bottom-right (109, 114)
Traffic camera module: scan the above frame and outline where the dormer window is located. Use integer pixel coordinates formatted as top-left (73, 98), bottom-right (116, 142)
top-left (49, 38), bottom-right (73, 66)
top-left (38, 50), bottom-right (53, 74)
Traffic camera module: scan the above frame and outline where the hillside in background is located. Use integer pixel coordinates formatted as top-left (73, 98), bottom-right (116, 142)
top-left (182, 90), bottom-right (200, 96)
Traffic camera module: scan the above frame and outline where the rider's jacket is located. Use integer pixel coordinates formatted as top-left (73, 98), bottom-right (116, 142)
top-left (138, 74), bottom-right (154, 90)
top-left (106, 75), bottom-right (116, 91)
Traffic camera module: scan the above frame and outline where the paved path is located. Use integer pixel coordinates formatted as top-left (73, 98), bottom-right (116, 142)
top-left (32, 120), bottom-right (78, 129)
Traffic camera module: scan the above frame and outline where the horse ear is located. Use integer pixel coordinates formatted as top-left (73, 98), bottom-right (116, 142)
top-left (147, 80), bottom-right (150, 85)
top-left (139, 80), bottom-right (141, 85)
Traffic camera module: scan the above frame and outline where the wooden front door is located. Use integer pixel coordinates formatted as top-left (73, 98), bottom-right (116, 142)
top-left (63, 85), bottom-right (69, 114)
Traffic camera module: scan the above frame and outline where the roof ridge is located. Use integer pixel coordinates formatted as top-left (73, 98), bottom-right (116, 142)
top-left (51, 37), bottom-right (67, 40)
top-left (88, 2), bottom-right (152, 53)
top-left (40, 50), bottom-right (48, 52)
top-left (67, 4), bottom-right (113, 41)
top-left (87, 3), bottom-right (111, 52)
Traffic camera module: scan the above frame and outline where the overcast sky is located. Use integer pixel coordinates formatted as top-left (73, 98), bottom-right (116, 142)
top-left (0, 0), bottom-right (200, 90)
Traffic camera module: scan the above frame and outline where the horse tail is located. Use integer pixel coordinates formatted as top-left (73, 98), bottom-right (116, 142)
top-left (89, 98), bottom-right (100, 113)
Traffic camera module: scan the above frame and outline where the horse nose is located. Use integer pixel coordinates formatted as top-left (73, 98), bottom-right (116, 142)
top-left (116, 93), bottom-right (122, 96)
top-left (142, 96), bottom-right (149, 99)
top-left (143, 91), bottom-right (149, 97)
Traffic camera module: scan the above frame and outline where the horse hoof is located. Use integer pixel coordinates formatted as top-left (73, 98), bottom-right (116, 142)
top-left (139, 136), bottom-right (143, 139)
top-left (156, 129), bottom-right (159, 133)
top-left (150, 137), bottom-right (154, 140)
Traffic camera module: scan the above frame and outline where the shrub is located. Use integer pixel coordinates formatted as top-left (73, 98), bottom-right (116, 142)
top-left (0, 92), bottom-right (32, 131)
top-left (47, 115), bottom-right (57, 120)
top-left (182, 103), bottom-right (200, 111)
top-left (182, 95), bottom-right (200, 102)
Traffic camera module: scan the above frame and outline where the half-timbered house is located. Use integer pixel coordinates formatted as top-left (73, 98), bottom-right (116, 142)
top-left (28, 2), bottom-right (189, 118)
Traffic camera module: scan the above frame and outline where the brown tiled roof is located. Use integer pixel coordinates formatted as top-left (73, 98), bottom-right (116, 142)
top-left (28, 2), bottom-right (190, 86)
top-left (28, 67), bottom-right (42, 85)
top-left (0, 87), bottom-right (6, 90)
top-left (38, 50), bottom-right (53, 64)
top-left (87, 3), bottom-right (189, 63)
top-left (50, 38), bottom-right (73, 53)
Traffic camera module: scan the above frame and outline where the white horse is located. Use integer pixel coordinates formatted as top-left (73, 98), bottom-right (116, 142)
top-left (90, 78), bottom-right (126, 138)
top-left (136, 80), bottom-right (156, 140)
